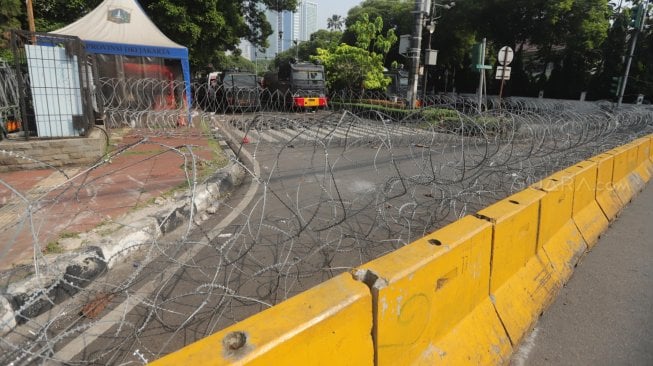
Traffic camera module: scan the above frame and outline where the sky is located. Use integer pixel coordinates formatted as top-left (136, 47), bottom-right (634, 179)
top-left (315, 0), bottom-right (363, 30)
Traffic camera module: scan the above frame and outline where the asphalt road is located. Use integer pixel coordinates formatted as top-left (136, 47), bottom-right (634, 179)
top-left (513, 182), bottom-right (653, 366)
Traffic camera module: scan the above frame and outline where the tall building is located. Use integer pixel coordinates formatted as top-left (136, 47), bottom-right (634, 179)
top-left (298, 1), bottom-right (318, 42)
top-left (258, 1), bottom-right (319, 60)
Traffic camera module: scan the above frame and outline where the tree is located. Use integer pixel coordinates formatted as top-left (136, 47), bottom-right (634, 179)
top-left (343, 0), bottom-right (412, 68)
top-left (312, 14), bottom-right (395, 91)
top-left (538, 0), bottom-right (611, 98)
top-left (465, 0), bottom-right (610, 98)
top-left (313, 44), bottom-right (388, 90)
top-left (327, 14), bottom-right (344, 31)
top-left (588, 5), bottom-right (630, 100)
top-left (140, 0), bottom-right (296, 69)
top-left (272, 29), bottom-right (343, 69)
top-left (0, 0), bottom-right (22, 59)
top-left (618, 2), bottom-right (653, 102)
top-left (212, 53), bottom-right (256, 73)
top-left (32, 0), bottom-right (102, 31)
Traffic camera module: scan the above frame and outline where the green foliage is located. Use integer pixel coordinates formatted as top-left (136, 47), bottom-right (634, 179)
top-left (312, 44), bottom-right (390, 90)
top-left (18, 0), bottom-right (296, 71)
top-left (139, 0), bottom-right (296, 69)
top-left (345, 0), bottom-right (412, 41)
top-left (421, 107), bottom-right (459, 122)
top-left (312, 14), bottom-right (396, 91)
top-left (329, 101), bottom-right (413, 119)
top-left (433, 115), bottom-right (513, 137)
top-left (344, 1), bottom-right (411, 67)
top-left (273, 30), bottom-right (342, 69)
top-left (32, 0), bottom-right (102, 31)
top-left (0, 0), bottom-right (22, 49)
top-left (212, 53), bottom-right (256, 73)
top-left (347, 13), bottom-right (397, 55)
top-left (43, 241), bottom-right (64, 254)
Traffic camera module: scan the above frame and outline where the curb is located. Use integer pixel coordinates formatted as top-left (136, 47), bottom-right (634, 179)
top-left (0, 127), bottom-right (244, 335)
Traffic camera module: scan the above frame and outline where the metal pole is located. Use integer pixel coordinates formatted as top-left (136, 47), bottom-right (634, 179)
top-left (422, 4), bottom-right (435, 100)
top-left (407, 0), bottom-right (424, 109)
top-left (422, 48), bottom-right (430, 99)
top-left (498, 47), bottom-right (508, 106)
top-left (477, 38), bottom-right (486, 113)
top-left (618, 1), bottom-right (646, 108)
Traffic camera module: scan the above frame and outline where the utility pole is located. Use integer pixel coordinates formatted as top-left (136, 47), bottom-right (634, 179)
top-left (618, 1), bottom-right (647, 108)
top-left (407, 0), bottom-right (425, 109)
top-left (26, 0), bottom-right (36, 43)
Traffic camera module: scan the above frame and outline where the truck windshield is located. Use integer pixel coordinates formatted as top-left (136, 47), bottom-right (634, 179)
top-left (224, 74), bottom-right (258, 87)
top-left (292, 71), bottom-right (324, 82)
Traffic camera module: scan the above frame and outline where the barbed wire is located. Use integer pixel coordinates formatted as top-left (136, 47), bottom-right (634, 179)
top-left (1, 78), bottom-right (652, 365)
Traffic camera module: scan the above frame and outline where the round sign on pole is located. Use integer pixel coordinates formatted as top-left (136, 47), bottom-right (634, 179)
top-left (498, 46), bottom-right (514, 65)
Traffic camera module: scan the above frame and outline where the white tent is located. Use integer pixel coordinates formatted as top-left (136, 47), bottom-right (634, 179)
top-left (52, 0), bottom-right (192, 107)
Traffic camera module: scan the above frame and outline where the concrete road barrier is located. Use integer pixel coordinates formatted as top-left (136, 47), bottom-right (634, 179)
top-left (589, 152), bottom-right (623, 222)
top-left (354, 216), bottom-right (512, 365)
top-left (566, 161), bottom-right (609, 248)
top-left (611, 145), bottom-right (645, 203)
top-left (531, 171), bottom-right (588, 286)
top-left (476, 189), bottom-right (558, 347)
top-left (150, 273), bottom-right (373, 366)
top-left (634, 137), bottom-right (653, 182)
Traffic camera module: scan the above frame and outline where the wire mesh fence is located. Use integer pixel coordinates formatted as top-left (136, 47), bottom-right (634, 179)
top-left (1, 76), bottom-right (653, 365)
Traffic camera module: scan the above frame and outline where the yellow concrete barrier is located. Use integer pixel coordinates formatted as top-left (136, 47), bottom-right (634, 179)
top-left (588, 152), bottom-right (623, 221)
top-left (354, 216), bottom-right (511, 365)
top-left (476, 189), bottom-right (558, 346)
top-left (531, 171), bottom-right (587, 284)
top-left (634, 137), bottom-right (653, 182)
top-left (609, 146), bottom-right (639, 204)
top-left (150, 273), bottom-right (373, 366)
top-left (565, 160), bottom-right (609, 248)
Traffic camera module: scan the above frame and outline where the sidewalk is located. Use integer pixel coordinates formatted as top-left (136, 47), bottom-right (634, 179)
top-left (0, 127), bottom-right (227, 273)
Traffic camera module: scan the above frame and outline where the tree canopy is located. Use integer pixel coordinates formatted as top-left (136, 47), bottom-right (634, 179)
top-left (312, 14), bottom-right (396, 91)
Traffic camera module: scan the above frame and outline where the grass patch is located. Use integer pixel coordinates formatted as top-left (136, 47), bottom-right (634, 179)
top-left (330, 101), bottom-right (415, 119)
top-left (41, 231), bottom-right (81, 254)
top-left (95, 219), bottom-right (118, 236)
top-left (43, 241), bottom-right (64, 255)
top-left (59, 231), bottom-right (80, 239)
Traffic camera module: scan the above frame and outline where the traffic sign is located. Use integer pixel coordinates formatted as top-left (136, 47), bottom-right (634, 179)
top-left (497, 46), bottom-right (514, 66)
top-left (496, 66), bottom-right (511, 80)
